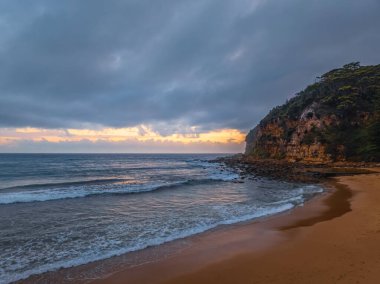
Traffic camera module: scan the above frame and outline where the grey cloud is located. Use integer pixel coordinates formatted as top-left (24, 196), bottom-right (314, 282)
top-left (0, 0), bottom-right (379, 133)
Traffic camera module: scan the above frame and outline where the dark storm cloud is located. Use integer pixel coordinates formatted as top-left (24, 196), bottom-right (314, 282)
top-left (0, 0), bottom-right (379, 132)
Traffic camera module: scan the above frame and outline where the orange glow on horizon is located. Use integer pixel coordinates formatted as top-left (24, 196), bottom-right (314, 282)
top-left (0, 126), bottom-right (245, 146)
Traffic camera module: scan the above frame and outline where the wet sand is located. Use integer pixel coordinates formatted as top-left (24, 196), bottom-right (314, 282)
top-left (90, 168), bottom-right (380, 284)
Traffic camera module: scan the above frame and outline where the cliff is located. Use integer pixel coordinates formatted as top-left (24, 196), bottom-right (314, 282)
top-left (245, 63), bottom-right (380, 163)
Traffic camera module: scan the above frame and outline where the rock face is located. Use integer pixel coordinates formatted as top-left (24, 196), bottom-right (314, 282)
top-left (245, 63), bottom-right (380, 163)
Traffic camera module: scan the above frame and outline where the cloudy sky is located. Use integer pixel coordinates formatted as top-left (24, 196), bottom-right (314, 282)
top-left (0, 0), bottom-right (379, 153)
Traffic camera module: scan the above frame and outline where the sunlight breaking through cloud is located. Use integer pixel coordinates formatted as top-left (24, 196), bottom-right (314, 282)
top-left (0, 126), bottom-right (245, 152)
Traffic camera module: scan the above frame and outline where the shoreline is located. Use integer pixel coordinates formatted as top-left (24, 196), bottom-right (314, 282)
top-left (94, 169), bottom-right (380, 284)
top-left (19, 182), bottom-right (328, 284)
top-left (18, 186), bottom-right (329, 282)
top-left (18, 169), bottom-right (379, 284)
top-left (163, 169), bottom-right (380, 284)
top-left (89, 181), bottom-right (347, 284)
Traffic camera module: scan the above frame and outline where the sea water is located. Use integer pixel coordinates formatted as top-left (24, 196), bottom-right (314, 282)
top-left (0, 154), bottom-right (323, 283)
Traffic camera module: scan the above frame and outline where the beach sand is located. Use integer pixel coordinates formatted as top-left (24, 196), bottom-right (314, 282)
top-left (92, 169), bottom-right (380, 284)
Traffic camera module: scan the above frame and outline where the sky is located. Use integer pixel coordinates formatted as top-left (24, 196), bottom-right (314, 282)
top-left (0, 0), bottom-right (379, 153)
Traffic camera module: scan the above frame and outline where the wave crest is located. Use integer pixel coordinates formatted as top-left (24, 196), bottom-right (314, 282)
top-left (0, 177), bottom-right (236, 205)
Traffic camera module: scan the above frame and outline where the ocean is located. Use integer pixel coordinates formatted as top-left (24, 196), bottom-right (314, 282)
top-left (0, 154), bottom-right (323, 283)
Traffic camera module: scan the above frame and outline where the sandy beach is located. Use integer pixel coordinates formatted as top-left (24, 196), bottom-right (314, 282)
top-left (89, 168), bottom-right (380, 284)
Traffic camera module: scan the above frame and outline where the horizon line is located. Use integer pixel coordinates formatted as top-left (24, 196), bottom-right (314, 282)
top-left (0, 152), bottom-right (241, 155)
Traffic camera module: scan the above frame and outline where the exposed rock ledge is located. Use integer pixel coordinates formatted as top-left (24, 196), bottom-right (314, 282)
top-left (214, 154), bottom-right (379, 183)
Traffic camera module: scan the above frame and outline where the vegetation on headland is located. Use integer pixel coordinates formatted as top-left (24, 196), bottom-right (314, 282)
top-left (246, 63), bottom-right (380, 162)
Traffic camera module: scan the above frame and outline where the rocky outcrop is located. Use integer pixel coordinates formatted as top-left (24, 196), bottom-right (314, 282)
top-left (245, 63), bottom-right (380, 163)
top-left (247, 113), bottom-right (338, 163)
